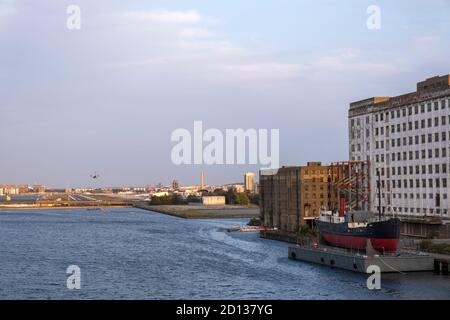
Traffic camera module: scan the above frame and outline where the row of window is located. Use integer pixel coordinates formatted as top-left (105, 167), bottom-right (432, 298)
top-left (384, 131), bottom-right (450, 147)
top-left (376, 177), bottom-right (448, 189)
top-left (374, 115), bottom-right (450, 137)
top-left (390, 178), bottom-right (448, 189)
top-left (350, 98), bottom-right (450, 128)
top-left (378, 207), bottom-right (448, 215)
top-left (382, 163), bottom-right (447, 176)
top-left (390, 193), bottom-right (448, 200)
top-left (351, 131), bottom-right (450, 152)
top-left (374, 99), bottom-right (450, 122)
top-left (374, 147), bottom-right (449, 162)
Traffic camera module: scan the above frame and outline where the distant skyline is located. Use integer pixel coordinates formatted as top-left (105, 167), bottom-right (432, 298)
top-left (1, 0), bottom-right (449, 188)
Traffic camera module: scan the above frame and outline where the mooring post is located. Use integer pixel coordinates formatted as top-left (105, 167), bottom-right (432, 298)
top-left (433, 260), bottom-right (441, 274)
top-left (442, 262), bottom-right (449, 275)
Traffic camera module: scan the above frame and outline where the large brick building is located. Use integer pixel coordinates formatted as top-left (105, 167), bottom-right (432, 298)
top-left (259, 162), bottom-right (338, 233)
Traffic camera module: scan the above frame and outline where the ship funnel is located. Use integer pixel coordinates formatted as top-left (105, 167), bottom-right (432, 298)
top-left (339, 198), bottom-right (345, 217)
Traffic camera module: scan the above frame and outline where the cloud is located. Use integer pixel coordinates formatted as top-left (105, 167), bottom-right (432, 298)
top-left (0, 0), bottom-right (15, 27)
top-left (122, 9), bottom-right (204, 24)
top-left (179, 27), bottom-right (215, 39)
top-left (218, 62), bottom-right (305, 80)
top-left (314, 48), bottom-right (399, 75)
top-left (413, 35), bottom-right (442, 55)
top-left (0, 1), bottom-right (448, 186)
top-left (92, 9), bottom-right (304, 82)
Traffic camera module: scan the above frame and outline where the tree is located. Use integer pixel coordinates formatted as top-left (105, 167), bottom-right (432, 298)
top-left (171, 193), bottom-right (184, 205)
top-left (249, 193), bottom-right (260, 205)
top-left (235, 193), bottom-right (249, 205)
top-left (150, 195), bottom-right (163, 205)
top-left (186, 195), bottom-right (201, 203)
top-left (226, 189), bottom-right (237, 204)
top-left (150, 194), bottom-right (185, 205)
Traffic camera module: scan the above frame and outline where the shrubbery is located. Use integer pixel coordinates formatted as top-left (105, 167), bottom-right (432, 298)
top-left (150, 194), bottom-right (184, 205)
top-left (419, 240), bottom-right (450, 254)
top-left (149, 189), bottom-right (255, 206)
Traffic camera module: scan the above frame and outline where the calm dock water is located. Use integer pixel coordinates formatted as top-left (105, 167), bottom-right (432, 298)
top-left (0, 208), bottom-right (449, 299)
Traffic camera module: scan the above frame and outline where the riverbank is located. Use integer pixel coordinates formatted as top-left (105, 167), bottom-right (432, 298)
top-left (0, 204), bottom-right (129, 211)
top-left (133, 202), bottom-right (259, 219)
top-left (0, 200), bottom-right (129, 211)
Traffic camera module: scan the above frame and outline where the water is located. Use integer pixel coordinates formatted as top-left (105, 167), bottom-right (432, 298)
top-left (0, 195), bottom-right (41, 202)
top-left (0, 208), bottom-right (449, 300)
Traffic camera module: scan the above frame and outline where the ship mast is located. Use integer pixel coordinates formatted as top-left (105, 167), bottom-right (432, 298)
top-left (377, 167), bottom-right (381, 220)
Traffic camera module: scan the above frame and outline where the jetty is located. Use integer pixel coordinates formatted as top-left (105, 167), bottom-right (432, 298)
top-left (288, 243), bottom-right (435, 274)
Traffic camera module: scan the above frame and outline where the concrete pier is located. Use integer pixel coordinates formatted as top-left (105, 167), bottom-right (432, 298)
top-left (433, 256), bottom-right (450, 275)
top-left (288, 245), bottom-right (435, 273)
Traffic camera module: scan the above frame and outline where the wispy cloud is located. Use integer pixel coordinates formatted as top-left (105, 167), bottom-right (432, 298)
top-left (314, 48), bottom-right (399, 75)
top-left (0, 1), bottom-right (448, 186)
top-left (0, 0), bottom-right (15, 26)
top-left (122, 9), bottom-right (204, 24)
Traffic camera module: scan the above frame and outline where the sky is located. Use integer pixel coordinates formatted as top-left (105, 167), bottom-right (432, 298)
top-left (0, 0), bottom-right (449, 188)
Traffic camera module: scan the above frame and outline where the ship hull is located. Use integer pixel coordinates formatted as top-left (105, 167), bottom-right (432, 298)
top-left (316, 218), bottom-right (401, 252)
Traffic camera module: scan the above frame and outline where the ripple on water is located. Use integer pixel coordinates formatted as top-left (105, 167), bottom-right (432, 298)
top-left (0, 208), bottom-right (449, 300)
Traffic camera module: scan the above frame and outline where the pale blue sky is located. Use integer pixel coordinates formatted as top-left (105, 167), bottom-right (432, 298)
top-left (0, 0), bottom-right (449, 187)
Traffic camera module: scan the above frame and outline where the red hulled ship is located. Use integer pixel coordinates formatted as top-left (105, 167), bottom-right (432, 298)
top-left (315, 208), bottom-right (400, 253)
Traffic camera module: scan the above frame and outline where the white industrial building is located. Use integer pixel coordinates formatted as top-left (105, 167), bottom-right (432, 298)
top-left (348, 75), bottom-right (450, 217)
